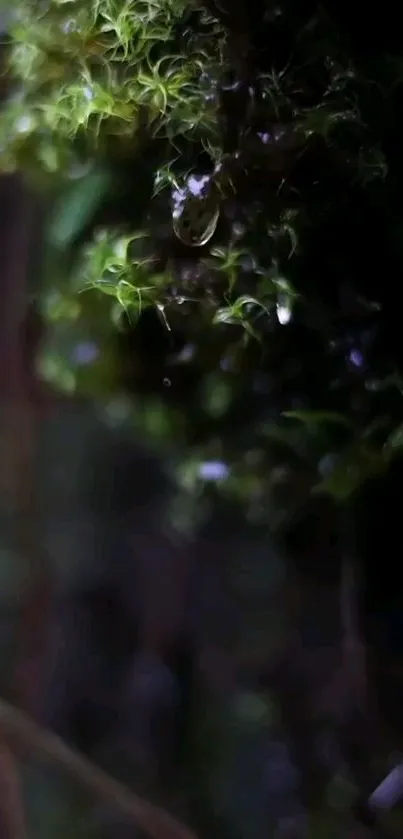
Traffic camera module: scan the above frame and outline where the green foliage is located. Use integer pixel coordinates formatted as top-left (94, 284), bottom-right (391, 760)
top-left (3, 0), bottom-right (403, 523)
top-left (1, 0), bottom-right (219, 169)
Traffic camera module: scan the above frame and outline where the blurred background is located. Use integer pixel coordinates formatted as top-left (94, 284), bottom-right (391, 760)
top-left (2, 2), bottom-right (403, 838)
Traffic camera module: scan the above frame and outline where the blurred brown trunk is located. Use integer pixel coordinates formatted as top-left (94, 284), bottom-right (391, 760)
top-left (0, 172), bottom-right (35, 839)
top-left (0, 742), bottom-right (26, 839)
top-left (260, 547), bottom-right (381, 824)
top-left (0, 173), bottom-right (50, 715)
top-left (0, 175), bottom-right (34, 506)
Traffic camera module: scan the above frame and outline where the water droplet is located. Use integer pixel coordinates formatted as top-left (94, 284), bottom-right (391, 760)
top-left (349, 348), bottom-right (364, 368)
top-left (72, 341), bottom-right (99, 366)
top-left (277, 303), bottom-right (292, 325)
top-left (83, 86), bottom-right (94, 101)
top-left (176, 344), bottom-right (195, 363)
top-left (15, 114), bottom-right (35, 134)
top-left (198, 460), bottom-right (230, 481)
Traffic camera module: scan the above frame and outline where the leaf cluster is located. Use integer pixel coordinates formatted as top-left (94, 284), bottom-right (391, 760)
top-left (3, 0), bottom-right (403, 522)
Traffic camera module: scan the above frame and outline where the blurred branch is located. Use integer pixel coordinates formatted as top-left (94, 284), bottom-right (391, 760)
top-left (0, 697), bottom-right (198, 839)
top-left (341, 555), bottom-right (368, 708)
top-left (0, 173), bottom-right (43, 839)
top-left (0, 742), bottom-right (26, 839)
top-left (0, 174), bottom-right (52, 715)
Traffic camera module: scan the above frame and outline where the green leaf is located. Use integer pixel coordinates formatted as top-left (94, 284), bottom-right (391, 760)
top-left (47, 168), bottom-right (114, 249)
top-left (385, 423), bottom-right (403, 450)
top-left (313, 447), bottom-right (387, 501)
top-left (283, 410), bottom-right (353, 429)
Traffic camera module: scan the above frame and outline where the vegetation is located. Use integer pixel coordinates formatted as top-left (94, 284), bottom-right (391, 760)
top-left (1, 0), bottom-right (403, 531)
top-left (2, 3), bottom-right (403, 838)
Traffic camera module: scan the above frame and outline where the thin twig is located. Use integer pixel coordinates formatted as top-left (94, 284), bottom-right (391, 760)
top-left (0, 697), bottom-right (198, 839)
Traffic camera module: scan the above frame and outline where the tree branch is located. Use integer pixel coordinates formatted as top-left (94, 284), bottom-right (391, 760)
top-left (0, 697), bottom-right (198, 839)
top-left (0, 741), bottom-right (26, 839)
